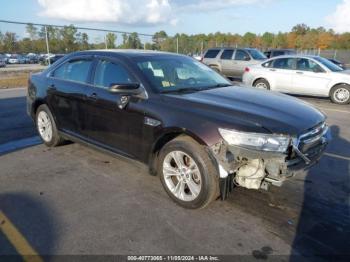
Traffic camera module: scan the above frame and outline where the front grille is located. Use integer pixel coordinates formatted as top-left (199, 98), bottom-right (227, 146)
top-left (298, 122), bottom-right (327, 153)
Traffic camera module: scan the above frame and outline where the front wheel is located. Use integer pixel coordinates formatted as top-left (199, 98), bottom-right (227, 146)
top-left (330, 84), bottom-right (350, 104)
top-left (158, 136), bottom-right (219, 209)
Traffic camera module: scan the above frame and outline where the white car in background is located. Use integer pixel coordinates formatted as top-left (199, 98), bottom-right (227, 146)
top-left (243, 55), bottom-right (350, 104)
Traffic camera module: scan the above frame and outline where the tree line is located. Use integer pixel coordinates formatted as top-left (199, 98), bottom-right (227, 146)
top-left (1, 23), bottom-right (350, 54)
top-left (0, 23), bottom-right (143, 54)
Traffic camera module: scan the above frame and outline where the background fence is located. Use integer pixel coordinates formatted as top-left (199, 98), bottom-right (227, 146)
top-left (1, 20), bottom-right (350, 65)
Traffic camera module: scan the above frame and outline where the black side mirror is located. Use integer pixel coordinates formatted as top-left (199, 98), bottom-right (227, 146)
top-left (244, 56), bottom-right (251, 61)
top-left (109, 83), bottom-right (142, 95)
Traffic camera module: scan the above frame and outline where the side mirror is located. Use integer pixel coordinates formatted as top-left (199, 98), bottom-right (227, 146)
top-left (109, 83), bottom-right (142, 95)
top-left (244, 56), bottom-right (251, 61)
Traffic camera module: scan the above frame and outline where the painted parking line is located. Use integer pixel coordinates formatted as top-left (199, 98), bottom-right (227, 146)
top-left (0, 136), bottom-right (42, 156)
top-left (325, 152), bottom-right (350, 161)
top-left (316, 107), bottom-right (350, 114)
top-left (0, 211), bottom-right (43, 262)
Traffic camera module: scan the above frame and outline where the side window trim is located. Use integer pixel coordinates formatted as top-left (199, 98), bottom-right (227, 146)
top-left (49, 55), bottom-right (94, 84)
top-left (272, 58), bottom-right (296, 70)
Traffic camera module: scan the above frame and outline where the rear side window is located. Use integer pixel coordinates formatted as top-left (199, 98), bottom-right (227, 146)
top-left (204, 50), bottom-right (220, 58)
top-left (94, 60), bottom-right (134, 89)
top-left (53, 59), bottom-right (92, 83)
top-left (220, 50), bottom-right (234, 60)
top-left (272, 58), bottom-right (295, 70)
top-left (234, 50), bottom-right (250, 61)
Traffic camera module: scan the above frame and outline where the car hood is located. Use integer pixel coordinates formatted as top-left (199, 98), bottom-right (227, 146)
top-left (164, 86), bottom-right (325, 136)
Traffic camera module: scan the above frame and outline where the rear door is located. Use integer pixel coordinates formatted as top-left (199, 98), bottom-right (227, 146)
top-left (219, 49), bottom-right (235, 76)
top-left (268, 57), bottom-right (295, 92)
top-left (47, 56), bottom-right (94, 135)
top-left (292, 58), bottom-right (332, 96)
top-left (232, 50), bottom-right (252, 78)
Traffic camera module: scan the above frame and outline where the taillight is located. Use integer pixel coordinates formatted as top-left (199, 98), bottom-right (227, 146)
top-left (245, 67), bottom-right (250, 72)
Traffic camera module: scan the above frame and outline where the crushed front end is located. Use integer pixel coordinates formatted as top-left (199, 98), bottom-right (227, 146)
top-left (210, 122), bottom-right (331, 200)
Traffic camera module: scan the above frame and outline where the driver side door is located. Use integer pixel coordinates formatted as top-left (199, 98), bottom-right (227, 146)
top-left (84, 57), bottom-right (145, 157)
top-left (292, 58), bottom-right (332, 96)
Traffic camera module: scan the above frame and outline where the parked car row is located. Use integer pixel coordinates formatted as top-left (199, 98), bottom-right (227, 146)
top-left (0, 53), bottom-right (41, 65)
top-left (0, 53), bottom-right (67, 66)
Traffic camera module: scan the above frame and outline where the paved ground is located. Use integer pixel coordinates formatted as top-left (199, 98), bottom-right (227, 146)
top-left (0, 88), bottom-right (349, 260)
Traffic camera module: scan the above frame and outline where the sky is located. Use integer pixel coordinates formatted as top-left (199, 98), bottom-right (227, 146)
top-left (0, 0), bottom-right (349, 39)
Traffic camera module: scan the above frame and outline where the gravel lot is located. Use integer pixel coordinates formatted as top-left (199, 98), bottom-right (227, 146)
top-left (0, 88), bottom-right (349, 260)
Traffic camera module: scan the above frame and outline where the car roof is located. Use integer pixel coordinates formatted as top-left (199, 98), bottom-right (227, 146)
top-left (205, 47), bottom-right (257, 51)
top-left (74, 49), bottom-right (181, 58)
top-left (267, 54), bottom-right (321, 60)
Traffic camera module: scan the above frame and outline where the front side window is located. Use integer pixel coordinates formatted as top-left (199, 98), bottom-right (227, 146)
top-left (234, 50), bottom-right (250, 61)
top-left (220, 50), bottom-right (234, 60)
top-left (296, 58), bottom-right (324, 72)
top-left (53, 59), bottom-right (92, 83)
top-left (246, 49), bottom-right (266, 60)
top-left (93, 60), bottom-right (134, 89)
top-left (272, 58), bottom-right (295, 70)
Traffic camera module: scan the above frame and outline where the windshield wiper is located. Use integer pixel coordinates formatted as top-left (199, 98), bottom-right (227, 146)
top-left (161, 87), bottom-right (202, 94)
top-left (204, 83), bottom-right (232, 89)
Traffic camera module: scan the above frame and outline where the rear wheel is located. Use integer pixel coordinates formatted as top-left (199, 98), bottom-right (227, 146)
top-left (158, 136), bottom-right (219, 209)
top-left (36, 104), bottom-right (65, 147)
top-left (330, 84), bottom-right (350, 104)
top-left (253, 79), bottom-right (270, 90)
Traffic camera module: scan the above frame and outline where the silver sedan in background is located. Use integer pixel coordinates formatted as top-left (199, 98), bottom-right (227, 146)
top-left (243, 55), bottom-right (350, 104)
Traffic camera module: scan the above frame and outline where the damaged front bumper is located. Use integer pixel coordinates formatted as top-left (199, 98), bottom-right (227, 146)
top-left (210, 124), bottom-right (331, 199)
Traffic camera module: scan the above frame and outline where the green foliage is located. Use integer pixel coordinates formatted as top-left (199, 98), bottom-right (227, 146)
top-left (105, 33), bottom-right (117, 49)
top-left (2, 23), bottom-right (350, 54)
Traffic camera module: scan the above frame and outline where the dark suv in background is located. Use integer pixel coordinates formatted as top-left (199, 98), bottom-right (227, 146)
top-left (202, 48), bottom-right (267, 79)
top-left (264, 49), bottom-right (296, 58)
top-left (27, 50), bottom-right (329, 209)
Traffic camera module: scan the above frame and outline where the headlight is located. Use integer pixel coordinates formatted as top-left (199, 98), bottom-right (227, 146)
top-left (218, 128), bottom-right (291, 153)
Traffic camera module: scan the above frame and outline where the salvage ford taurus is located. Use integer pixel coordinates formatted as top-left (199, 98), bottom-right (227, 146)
top-left (27, 50), bottom-right (330, 209)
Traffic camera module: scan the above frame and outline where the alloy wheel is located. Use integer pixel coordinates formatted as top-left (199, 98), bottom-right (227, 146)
top-left (37, 111), bottom-right (53, 142)
top-left (162, 151), bottom-right (202, 202)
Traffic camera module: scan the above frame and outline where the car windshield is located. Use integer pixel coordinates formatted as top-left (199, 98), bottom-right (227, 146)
top-left (135, 55), bottom-right (231, 93)
top-left (247, 49), bottom-right (266, 60)
top-left (314, 56), bottom-right (343, 72)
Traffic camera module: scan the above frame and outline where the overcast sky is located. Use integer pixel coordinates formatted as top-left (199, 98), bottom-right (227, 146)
top-left (1, 0), bottom-right (349, 38)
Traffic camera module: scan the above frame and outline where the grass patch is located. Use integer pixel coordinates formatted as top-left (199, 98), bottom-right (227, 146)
top-left (0, 73), bottom-right (29, 89)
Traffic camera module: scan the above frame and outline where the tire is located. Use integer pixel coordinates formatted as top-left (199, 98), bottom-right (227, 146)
top-left (253, 79), bottom-right (270, 90)
top-left (36, 104), bottom-right (65, 147)
top-left (330, 84), bottom-right (350, 104)
top-left (158, 136), bottom-right (220, 209)
top-left (210, 66), bottom-right (221, 73)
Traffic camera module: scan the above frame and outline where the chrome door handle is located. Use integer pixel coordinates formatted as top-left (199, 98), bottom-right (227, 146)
top-left (269, 69), bottom-right (276, 72)
top-left (296, 71), bottom-right (304, 74)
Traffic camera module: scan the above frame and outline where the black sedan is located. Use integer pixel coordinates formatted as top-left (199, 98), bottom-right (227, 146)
top-left (27, 50), bottom-right (330, 209)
